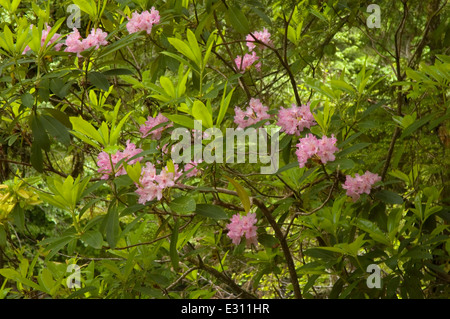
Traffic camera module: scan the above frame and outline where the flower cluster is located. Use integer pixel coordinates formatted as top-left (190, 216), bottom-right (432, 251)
top-left (65, 28), bottom-right (108, 57)
top-left (135, 162), bottom-right (182, 204)
top-left (97, 141), bottom-right (143, 180)
top-left (342, 171), bottom-right (381, 201)
top-left (126, 8), bottom-right (160, 34)
top-left (235, 51), bottom-right (261, 73)
top-left (184, 159), bottom-right (202, 178)
top-left (277, 103), bottom-right (316, 136)
top-left (234, 98), bottom-right (271, 129)
top-left (159, 141), bottom-right (202, 178)
top-left (226, 213), bottom-right (258, 246)
top-left (23, 24), bottom-right (63, 54)
top-left (139, 113), bottom-right (172, 139)
top-left (246, 28), bottom-right (272, 51)
top-left (295, 134), bottom-right (338, 168)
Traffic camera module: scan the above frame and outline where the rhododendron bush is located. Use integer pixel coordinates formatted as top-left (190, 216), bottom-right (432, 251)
top-left (0, 0), bottom-right (449, 300)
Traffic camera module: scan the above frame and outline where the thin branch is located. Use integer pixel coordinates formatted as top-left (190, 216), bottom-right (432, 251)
top-left (253, 198), bottom-right (302, 299)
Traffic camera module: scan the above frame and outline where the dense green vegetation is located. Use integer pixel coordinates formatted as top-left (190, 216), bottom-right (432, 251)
top-left (0, 0), bottom-right (448, 299)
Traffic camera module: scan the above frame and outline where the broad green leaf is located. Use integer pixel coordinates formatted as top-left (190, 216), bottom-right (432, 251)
top-left (400, 113), bottom-right (435, 139)
top-left (40, 114), bottom-right (71, 146)
top-left (375, 190), bottom-right (403, 205)
top-left (38, 268), bottom-right (55, 293)
top-left (70, 116), bottom-right (104, 146)
top-left (88, 72), bottom-right (110, 92)
top-left (30, 141), bottom-right (44, 172)
top-left (81, 230), bottom-right (103, 249)
top-left (0, 269), bottom-right (42, 291)
top-left (73, 0), bottom-right (96, 17)
top-left (110, 111), bottom-right (131, 146)
top-left (160, 76), bottom-right (176, 98)
top-left (168, 37), bottom-right (197, 64)
top-left (192, 100), bottom-right (213, 128)
top-left (337, 143), bottom-right (371, 158)
top-left (227, 6), bottom-right (250, 34)
top-left (195, 204), bottom-right (228, 219)
top-left (224, 176), bottom-right (251, 213)
top-left (186, 29), bottom-right (202, 68)
top-left (21, 93), bottom-right (34, 108)
top-left (216, 84), bottom-right (235, 126)
top-left (169, 196), bottom-right (196, 214)
top-left (355, 218), bottom-right (390, 245)
top-left (31, 115), bottom-right (50, 152)
top-left (103, 204), bottom-right (120, 249)
top-left (165, 113), bottom-right (195, 129)
top-left (329, 79), bottom-right (355, 94)
top-left (124, 162), bottom-right (142, 184)
top-left (102, 68), bottom-right (134, 76)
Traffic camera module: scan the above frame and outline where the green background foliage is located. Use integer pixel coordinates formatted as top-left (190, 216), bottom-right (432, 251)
top-left (0, 0), bottom-right (449, 299)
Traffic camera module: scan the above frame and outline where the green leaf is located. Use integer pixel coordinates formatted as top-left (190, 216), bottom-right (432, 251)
top-left (30, 142), bottom-right (44, 172)
top-left (227, 6), bottom-right (250, 34)
top-left (164, 114), bottom-right (195, 129)
top-left (102, 68), bottom-right (134, 76)
top-left (400, 113), bottom-right (435, 139)
top-left (337, 143), bottom-right (371, 158)
top-left (70, 116), bottom-right (104, 146)
top-left (329, 79), bottom-right (355, 94)
top-left (88, 72), bottom-right (110, 92)
top-left (42, 108), bottom-right (72, 128)
top-left (192, 100), bottom-right (213, 128)
top-left (168, 37), bottom-right (198, 64)
top-left (21, 93), bottom-right (34, 108)
top-left (103, 204), bottom-right (120, 249)
top-left (81, 230), bottom-right (103, 249)
top-left (375, 190), bottom-right (404, 205)
top-left (224, 176), bottom-right (251, 213)
top-left (50, 79), bottom-right (71, 99)
top-left (355, 218), bottom-right (390, 245)
top-left (73, 0), bottom-right (96, 17)
top-left (169, 196), bottom-right (196, 214)
top-left (40, 114), bottom-right (71, 146)
top-left (31, 115), bottom-right (50, 152)
top-left (0, 269), bottom-right (42, 291)
top-left (216, 84), bottom-right (235, 126)
top-left (186, 29), bottom-right (202, 68)
top-left (195, 204), bottom-right (228, 220)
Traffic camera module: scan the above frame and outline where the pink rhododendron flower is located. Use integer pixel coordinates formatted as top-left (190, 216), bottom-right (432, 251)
top-left (246, 28), bottom-right (272, 51)
top-left (295, 134), bottom-right (338, 168)
top-left (126, 8), bottom-right (160, 34)
top-left (139, 113), bottom-right (172, 139)
top-left (234, 98), bottom-right (271, 129)
top-left (316, 134), bottom-right (339, 164)
top-left (226, 213), bottom-right (258, 246)
top-left (97, 140), bottom-right (143, 179)
top-left (64, 28), bottom-right (108, 57)
top-left (235, 51), bottom-right (261, 73)
top-left (135, 162), bottom-right (163, 203)
top-left (184, 159), bottom-right (202, 178)
top-left (277, 103), bottom-right (316, 136)
top-left (295, 134), bottom-right (319, 168)
top-left (135, 162), bottom-right (182, 204)
top-left (342, 171), bottom-right (381, 201)
top-left (23, 24), bottom-right (63, 54)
